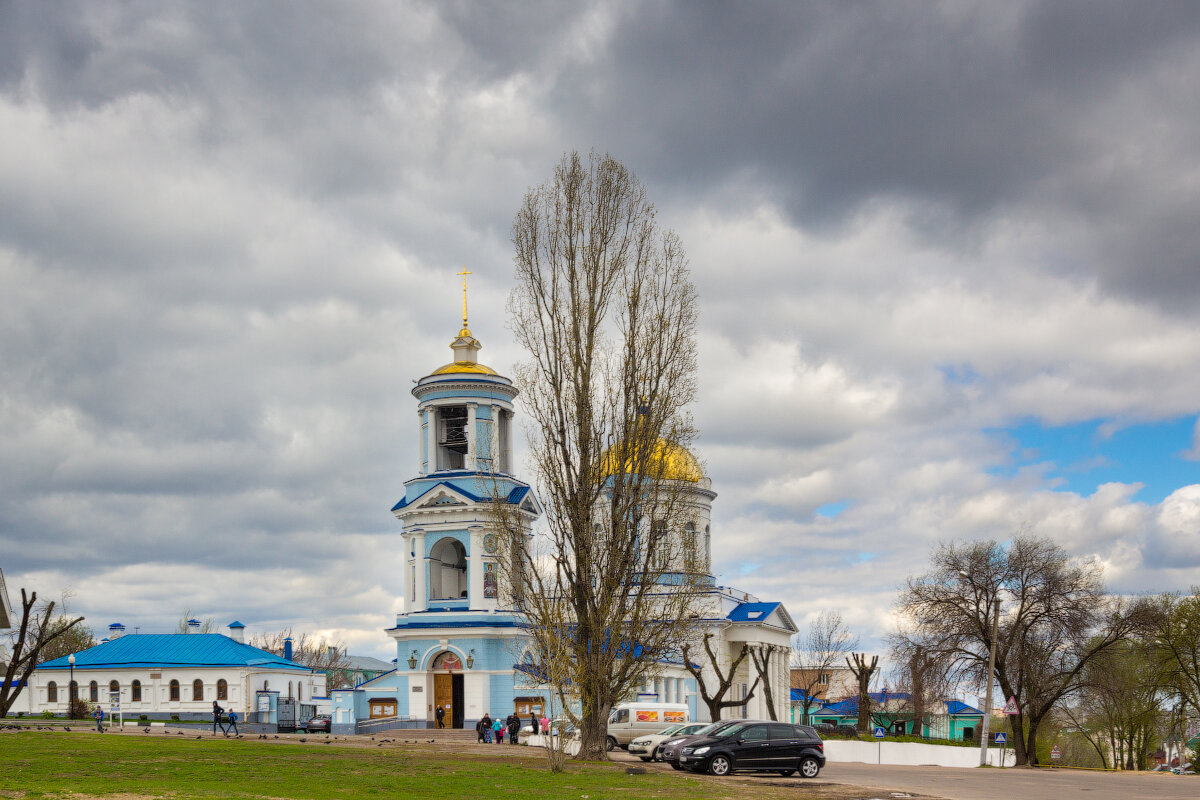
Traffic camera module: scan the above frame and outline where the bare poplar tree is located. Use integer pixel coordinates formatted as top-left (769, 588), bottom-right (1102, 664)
top-left (1, 589), bottom-right (85, 716)
top-left (681, 634), bottom-right (759, 722)
top-left (498, 149), bottom-right (706, 760)
top-left (846, 652), bottom-right (879, 733)
top-left (791, 610), bottom-right (858, 723)
top-left (894, 536), bottom-right (1149, 765)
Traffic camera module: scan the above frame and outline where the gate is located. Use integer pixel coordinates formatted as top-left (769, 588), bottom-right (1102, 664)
top-left (278, 698), bottom-right (297, 732)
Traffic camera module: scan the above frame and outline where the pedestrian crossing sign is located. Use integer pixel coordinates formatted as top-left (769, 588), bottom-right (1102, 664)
top-left (994, 732), bottom-right (1007, 744)
top-left (873, 726), bottom-right (886, 739)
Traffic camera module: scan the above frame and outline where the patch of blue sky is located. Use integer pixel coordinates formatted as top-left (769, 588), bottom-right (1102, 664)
top-left (986, 415), bottom-right (1199, 504)
top-left (938, 363), bottom-right (981, 385)
top-left (816, 500), bottom-right (851, 518)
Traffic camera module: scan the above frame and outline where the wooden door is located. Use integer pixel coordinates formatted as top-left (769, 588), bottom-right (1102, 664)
top-left (434, 674), bottom-right (453, 724)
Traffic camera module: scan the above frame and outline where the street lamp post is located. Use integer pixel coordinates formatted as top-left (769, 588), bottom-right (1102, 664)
top-left (67, 653), bottom-right (76, 719)
top-left (978, 597), bottom-right (1000, 766)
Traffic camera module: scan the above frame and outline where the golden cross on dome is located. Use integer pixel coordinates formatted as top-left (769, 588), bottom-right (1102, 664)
top-left (456, 267), bottom-right (472, 331)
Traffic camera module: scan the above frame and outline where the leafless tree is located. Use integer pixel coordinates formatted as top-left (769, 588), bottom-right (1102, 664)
top-left (248, 628), bottom-right (351, 679)
top-left (894, 536), bottom-right (1150, 765)
top-left (791, 610), bottom-right (858, 723)
top-left (174, 610), bottom-right (219, 633)
top-left (1, 589), bottom-right (85, 716)
top-left (846, 652), bottom-right (879, 733)
top-left (749, 644), bottom-right (785, 720)
top-left (886, 637), bottom-right (955, 738)
top-left (497, 149), bottom-right (706, 760)
top-left (681, 632), bottom-right (759, 722)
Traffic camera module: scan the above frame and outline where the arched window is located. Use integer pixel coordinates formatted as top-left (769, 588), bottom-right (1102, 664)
top-left (109, 680), bottom-right (119, 697)
top-left (193, 679), bottom-right (204, 701)
top-left (69, 680), bottom-right (78, 700)
top-left (89, 681), bottom-right (98, 702)
top-left (298, 683), bottom-right (303, 701)
top-left (47, 682), bottom-right (58, 703)
top-left (288, 681), bottom-right (293, 699)
top-left (684, 522), bottom-right (697, 556)
top-left (131, 680), bottom-right (142, 702)
top-left (263, 679), bottom-right (269, 691)
top-left (169, 680), bottom-right (180, 701)
top-left (704, 524), bottom-right (711, 567)
top-left (217, 679), bottom-right (227, 700)
top-left (428, 537), bottom-right (468, 600)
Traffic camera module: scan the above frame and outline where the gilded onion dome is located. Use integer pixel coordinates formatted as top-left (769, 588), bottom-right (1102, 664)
top-left (601, 437), bottom-right (705, 483)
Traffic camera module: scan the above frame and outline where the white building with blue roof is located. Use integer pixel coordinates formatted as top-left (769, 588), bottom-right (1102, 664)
top-left (26, 620), bottom-right (325, 721)
top-left (331, 301), bottom-right (796, 735)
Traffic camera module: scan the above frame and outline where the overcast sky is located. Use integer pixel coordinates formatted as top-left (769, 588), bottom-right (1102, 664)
top-left (3, 1), bottom-right (1199, 668)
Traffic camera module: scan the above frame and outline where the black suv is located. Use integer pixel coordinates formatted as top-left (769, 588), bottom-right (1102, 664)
top-left (677, 720), bottom-right (825, 778)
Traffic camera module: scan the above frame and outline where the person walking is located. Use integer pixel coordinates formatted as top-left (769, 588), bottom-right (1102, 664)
top-left (493, 715), bottom-right (504, 744)
top-left (481, 713), bottom-right (493, 743)
top-left (507, 713), bottom-right (520, 745)
top-left (476, 716), bottom-right (486, 743)
top-left (529, 712), bottom-right (538, 739)
top-left (435, 704), bottom-right (446, 729)
top-left (212, 701), bottom-right (225, 735)
top-left (225, 708), bottom-right (239, 737)
top-left (540, 715), bottom-right (550, 735)
top-left (93, 705), bottom-right (104, 732)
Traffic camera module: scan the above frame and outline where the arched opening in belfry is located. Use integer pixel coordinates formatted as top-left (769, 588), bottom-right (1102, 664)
top-left (429, 537), bottom-right (468, 600)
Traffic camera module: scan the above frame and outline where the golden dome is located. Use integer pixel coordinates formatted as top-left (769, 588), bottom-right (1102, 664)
top-left (430, 361), bottom-right (500, 376)
top-left (601, 437), bottom-right (704, 483)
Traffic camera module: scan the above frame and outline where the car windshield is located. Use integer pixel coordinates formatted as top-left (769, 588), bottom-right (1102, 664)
top-left (690, 720), bottom-right (738, 738)
top-left (657, 724), bottom-right (684, 736)
top-left (712, 722), bottom-right (754, 739)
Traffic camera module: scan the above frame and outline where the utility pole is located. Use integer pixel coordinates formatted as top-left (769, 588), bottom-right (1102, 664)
top-left (978, 597), bottom-right (1000, 766)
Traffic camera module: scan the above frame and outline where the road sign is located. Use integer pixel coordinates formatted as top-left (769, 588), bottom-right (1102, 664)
top-left (994, 732), bottom-right (1006, 745)
top-left (873, 726), bottom-right (886, 739)
top-left (1002, 696), bottom-right (1018, 715)
top-left (1050, 745), bottom-right (1061, 761)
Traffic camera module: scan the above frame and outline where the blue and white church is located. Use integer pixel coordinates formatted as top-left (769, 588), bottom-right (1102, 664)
top-left (331, 302), bottom-right (796, 734)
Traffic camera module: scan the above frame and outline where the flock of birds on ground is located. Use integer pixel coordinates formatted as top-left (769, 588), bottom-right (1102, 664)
top-left (3, 724), bottom-right (454, 746)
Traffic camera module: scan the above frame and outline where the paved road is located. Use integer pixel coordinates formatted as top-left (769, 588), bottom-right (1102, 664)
top-left (821, 762), bottom-right (1197, 800)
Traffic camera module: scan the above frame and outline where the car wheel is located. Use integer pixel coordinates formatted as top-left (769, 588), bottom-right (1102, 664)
top-left (670, 763), bottom-right (683, 771)
top-left (640, 756), bottom-right (652, 762)
top-left (651, 746), bottom-right (660, 761)
top-left (778, 769), bottom-right (795, 776)
top-left (799, 756), bottom-right (820, 778)
top-left (708, 754), bottom-right (732, 776)
top-left (606, 736), bottom-right (617, 752)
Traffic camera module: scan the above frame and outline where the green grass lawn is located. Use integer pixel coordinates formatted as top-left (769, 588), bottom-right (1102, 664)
top-left (0, 731), bottom-right (748, 800)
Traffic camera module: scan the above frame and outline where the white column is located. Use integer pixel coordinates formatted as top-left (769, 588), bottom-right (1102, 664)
top-left (425, 407), bottom-right (438, 473)
top-left (490, 404), bottom-right (501, 473)
top-left (468, 526), bottom-right (484, 609)
top-left (418, 408), bottom-right (427, 474)
top-left (412, 529), bottom-right (428, 612)
top-left (466, 402), bottom-right (477, 471)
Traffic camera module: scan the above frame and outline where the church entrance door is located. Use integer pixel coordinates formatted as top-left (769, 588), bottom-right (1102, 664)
top-left (433, 673), bottom-right (465, 728)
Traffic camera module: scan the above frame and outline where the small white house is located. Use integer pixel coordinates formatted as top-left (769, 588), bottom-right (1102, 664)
top-left (28, 621), bottom-right (325, 721)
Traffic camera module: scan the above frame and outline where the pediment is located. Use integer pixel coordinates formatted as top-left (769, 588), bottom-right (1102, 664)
top-left (410, 483), bottom-right (475, 510)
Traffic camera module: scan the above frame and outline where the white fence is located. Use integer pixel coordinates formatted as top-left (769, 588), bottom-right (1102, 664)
top-left (824, 738), bottom-right (1015, 767)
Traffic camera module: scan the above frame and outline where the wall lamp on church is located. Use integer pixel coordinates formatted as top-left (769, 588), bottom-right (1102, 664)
top-left (466, 650), bottom-right (475, 669)
top-left (407, 651), bottom-right (418, 670)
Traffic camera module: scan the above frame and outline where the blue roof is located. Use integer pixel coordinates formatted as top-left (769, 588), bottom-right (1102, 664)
top-left (39, 634), bottom-right (312, 671)
top-left (790, 688), bottom-right (818, 703)
top-left (228, 621), bottom-right (245, 628)
top-left (945, 700), bottom-right (982, 716)
top-left (726, 602), bottom-right (781, 622)
top-left (391, 481), bottom-right (531, 512)
top-left (818, 692), bottom-right (913, 716)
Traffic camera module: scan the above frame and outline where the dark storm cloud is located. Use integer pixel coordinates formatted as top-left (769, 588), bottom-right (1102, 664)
top-left (513, 1), bottom-right (1200, 309)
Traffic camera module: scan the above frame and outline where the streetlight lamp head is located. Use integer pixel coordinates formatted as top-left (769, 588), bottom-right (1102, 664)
top-left (68, 653), bottom-right (75, 665)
